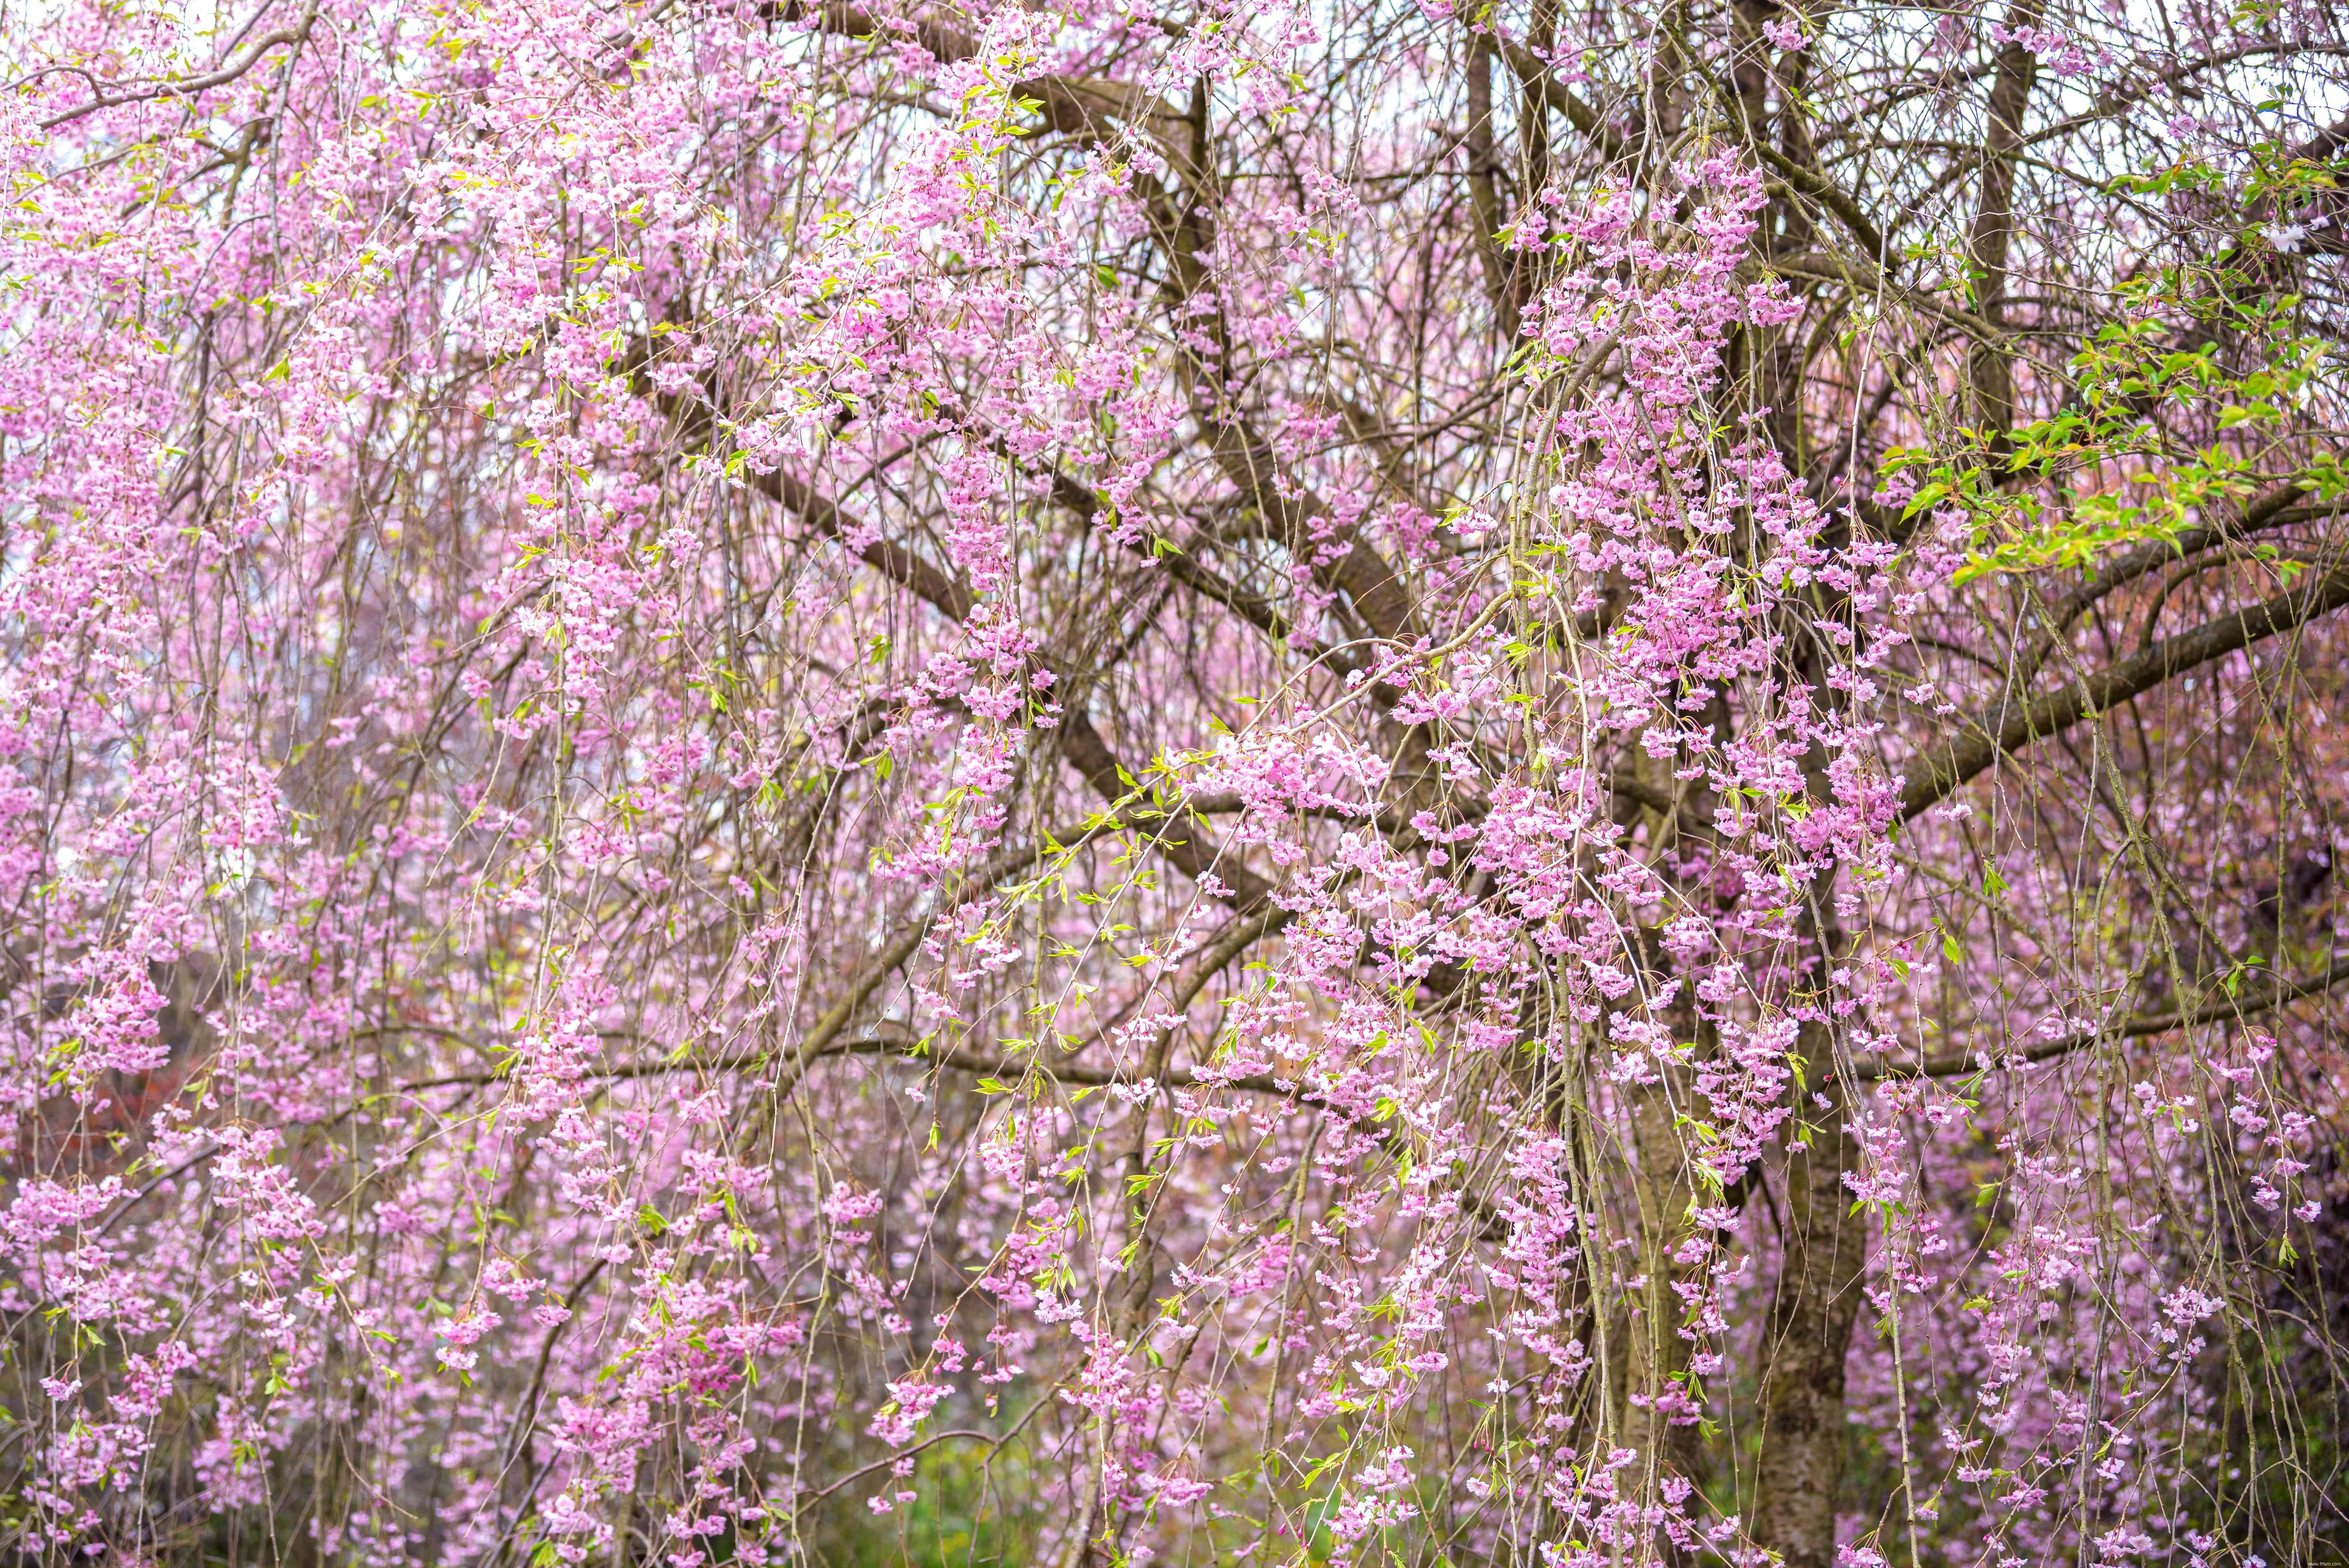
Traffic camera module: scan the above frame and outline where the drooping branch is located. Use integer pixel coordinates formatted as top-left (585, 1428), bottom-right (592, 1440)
top-left (1900, 563), bottom-right (2349, 819)
top-left (1861, 956), bottom-right (2349, 1080)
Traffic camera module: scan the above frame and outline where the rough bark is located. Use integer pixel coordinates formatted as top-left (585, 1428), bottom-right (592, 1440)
top-left (1967, 0), bottom-right (2041, 437)
top-left (1751, 1028), bottom-right (1871, 1568)
top-left (1463, 33), bottom-right (1520, 343)
top-left (1622, 1059), bottom-right (1707, 1516)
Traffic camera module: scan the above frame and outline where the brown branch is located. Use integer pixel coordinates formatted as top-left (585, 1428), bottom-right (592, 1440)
top-left (751, 468), bottom-right (1269, 909)
top-left (1202, 420), bottom-right (1420, 644)
top-left (41, 0), bottom-right (321, 129)
top-left (1492, 34), bottom-right (1624, 160)
top-left (1748, 143), bottom-right (1886, 262)
top-left (1861, 957), bottom-right (2349, 1080)
top-left (772, 0), bottom-right (982, 64)
top-left (1899, 563), bottom-right (2349, 820)
top-left (2001, 476), bottom-right (2324, 692)
top-left (1464, 35), bottom-right (1521, 343)
top-left (755, 469), bottom-right (976, 623)
top-left (1768, 253), bottom-right (2010, 348)
top-left (780, 1), bottom-right (1195, 175)
top-left (1044, 469), bottom-right (1294, 641)
top-left (1057, 710), bottom-right (1275, 909)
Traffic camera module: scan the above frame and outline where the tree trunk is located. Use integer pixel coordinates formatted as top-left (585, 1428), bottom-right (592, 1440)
top-left (1968, 0), bottom-right (2042, 437)
top-left (1752, 1026), bottom-right (1870, 1568)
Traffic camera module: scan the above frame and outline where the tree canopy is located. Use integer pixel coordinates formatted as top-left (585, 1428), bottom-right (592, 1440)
top-left (2, 0), bottom-right (2347, 1564)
